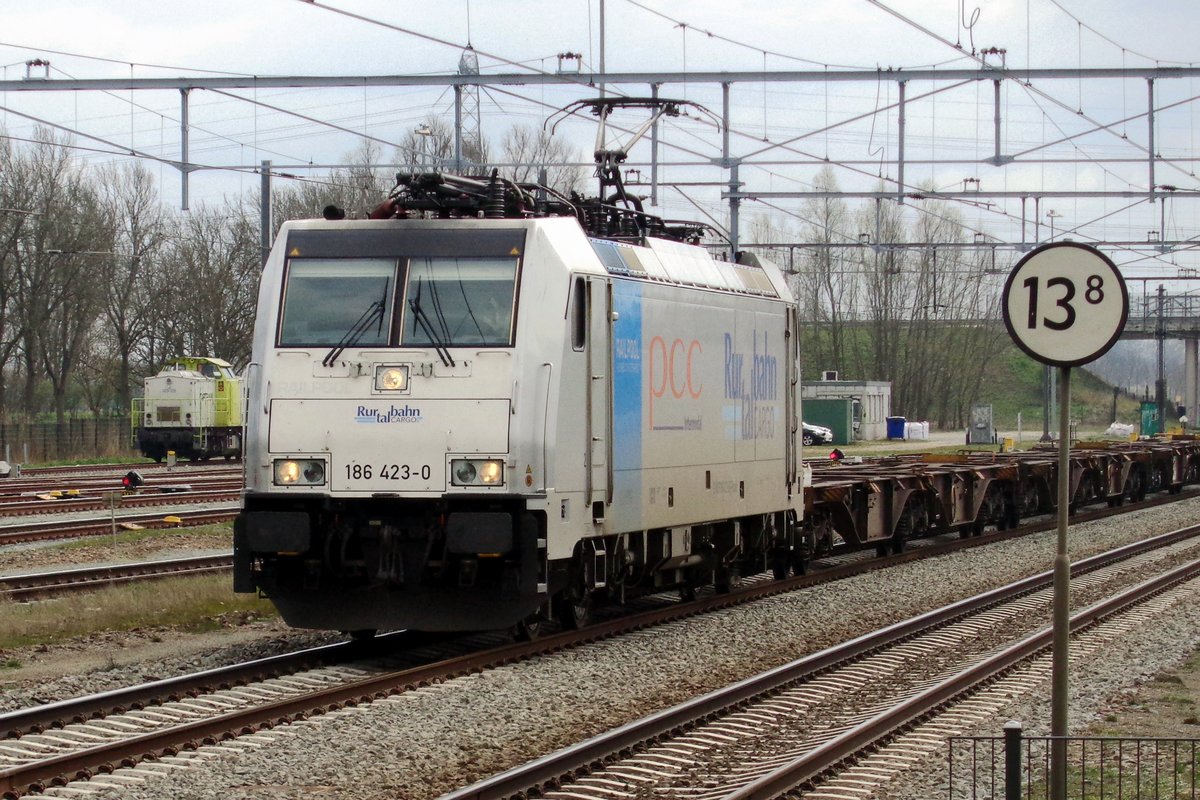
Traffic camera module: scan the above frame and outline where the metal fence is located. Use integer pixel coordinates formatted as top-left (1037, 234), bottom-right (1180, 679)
top-left (0, 417), bottom-right (134, 464)
top-left (949, 722), bottom-right (1200, 800)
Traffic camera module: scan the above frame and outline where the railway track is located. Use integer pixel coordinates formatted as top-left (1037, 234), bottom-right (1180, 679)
top-left (444, 530), bottom-right (1200, 800)
top-left (0, 505), bottom-right (240, 547)
top-left (8, 462), bottom-right (240, 479)
top-left (0, 555), bottom-right (234, 601)
top-left (0, 486), bottom-right (242, 518)
top-left (1, 485), bottom-right (1191, 603)
top-left (2, 520), bottom-right (1198, 799)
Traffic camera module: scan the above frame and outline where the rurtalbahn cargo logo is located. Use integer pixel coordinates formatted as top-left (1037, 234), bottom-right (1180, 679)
top-left (356, 405), bottom-right (423, 424)
top-left (724, 331), bottom-right (778, 441)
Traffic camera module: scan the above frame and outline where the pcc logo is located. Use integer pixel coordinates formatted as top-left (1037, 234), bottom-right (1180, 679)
top-left (356, 404), bottom-right (423, 424)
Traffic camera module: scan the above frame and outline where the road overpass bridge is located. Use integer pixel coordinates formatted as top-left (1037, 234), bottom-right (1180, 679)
top-left (1123, 287), bottom-right (1200, 425)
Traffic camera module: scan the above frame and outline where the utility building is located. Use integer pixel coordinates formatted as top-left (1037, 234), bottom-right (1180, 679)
top-left (801, 376), bottom-right (892, 442)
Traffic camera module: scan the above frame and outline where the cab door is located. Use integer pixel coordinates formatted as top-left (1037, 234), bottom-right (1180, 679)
top-left (786, 305), bottom-right (799, 491)
top-left (585, 277), bottom-right (612, 516)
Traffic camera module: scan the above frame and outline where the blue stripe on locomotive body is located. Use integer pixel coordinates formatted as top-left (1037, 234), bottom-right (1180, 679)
top-left (611, 280), bottom-right (644, 522)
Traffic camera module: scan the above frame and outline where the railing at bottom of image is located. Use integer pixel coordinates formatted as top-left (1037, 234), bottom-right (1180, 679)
top-left (949, 721), bottom-right (1200, 800)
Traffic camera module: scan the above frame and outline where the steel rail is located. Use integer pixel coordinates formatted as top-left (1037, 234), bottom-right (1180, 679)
top-left (0, 506), bottom-right (240, 545)
top-left (2, 505), bottom-right (1197, 798)
top-left (0, 475), bottom-right (241, 498)
top-left (722, 558), bottom-right (1200, 799)
top-left (0, 489), bottom-right (241, 517)
top-left (439, 525), bottom-right (1200, 800)
top-left (0, 633), bottom-right (419, 741)
top-left (0, 555), bottom-right (234, 601)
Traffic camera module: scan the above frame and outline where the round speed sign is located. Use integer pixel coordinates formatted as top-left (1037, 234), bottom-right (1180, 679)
top-left (1001, 242), bottom-right (1128, 367)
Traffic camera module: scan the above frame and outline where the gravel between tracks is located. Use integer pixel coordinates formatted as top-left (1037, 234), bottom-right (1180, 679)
top-left (23, 496), bottom-right (1200, 800)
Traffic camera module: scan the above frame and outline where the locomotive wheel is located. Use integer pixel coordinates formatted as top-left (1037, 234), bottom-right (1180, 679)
top-left (557, 568), bottom-right (592, 630)
top-left (557, 587), bottom-right (591, 629)
top-left (513, 607), bottom-right (549, 641)
top-left (715, 564), bottom-right (741, 593)
top-left (679, 576), bottom-right (699, 602)
top-left (770, 549), bottom-right (792, 580)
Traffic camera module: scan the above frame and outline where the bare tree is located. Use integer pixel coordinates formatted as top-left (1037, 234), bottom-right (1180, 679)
top-left (95, 162), bottom-right (168, 416)
top-left (500, 125), bottom-right (585, 194)
top-left (73, 322), bottom-right (121, 417)
top-left (396, 115), bottom-right (489, 172)
top-left (796, 167), bottom-right (858, 376)
top-left (272, 141), bottom-right (395, 224)
top-left (38, 200), bottom-right (111, 426)
top-left (0, 134), bottom-right (33, 422)
top-left (155, 201), bottom-right (260, 369)
top-left (856, 194), bottom-right (908, 383)
top-left (7, 129), bottom-right (109, 422)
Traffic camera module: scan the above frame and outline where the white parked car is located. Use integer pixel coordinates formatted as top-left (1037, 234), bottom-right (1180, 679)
top-left (802, 421), bottom-right (834, 446)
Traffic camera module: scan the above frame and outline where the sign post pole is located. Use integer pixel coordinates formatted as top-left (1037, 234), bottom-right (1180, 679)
top-left (1051, 364), bottom-right (1070, 800)
top-left (1001, 243), bottom-right (1128, 800)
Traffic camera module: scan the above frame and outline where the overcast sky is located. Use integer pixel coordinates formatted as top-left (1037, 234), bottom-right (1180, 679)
top-left (2, 0), bottom-right (1197, 275)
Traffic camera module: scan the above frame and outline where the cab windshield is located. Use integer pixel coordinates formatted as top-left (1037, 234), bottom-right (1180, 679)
top-left (277, 256), bottom-right (517, 348)
top-left (401, 257), bottom-right (517, 347)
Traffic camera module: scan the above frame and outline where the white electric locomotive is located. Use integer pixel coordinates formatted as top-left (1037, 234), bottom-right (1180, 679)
top-left (235, 101), bottom-right (808, 635)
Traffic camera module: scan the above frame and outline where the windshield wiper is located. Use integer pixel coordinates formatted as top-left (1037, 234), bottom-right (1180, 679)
top-left (409, 277), bottom-right (456, 367)
top-left (322, 282), bottom-right (389, 367)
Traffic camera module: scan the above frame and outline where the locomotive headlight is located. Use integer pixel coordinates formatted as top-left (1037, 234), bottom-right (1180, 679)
top-left (273, 458), bottom-right (327, 486)
top-left (374, 365), bottom-right (409, 392)
top-left (451, 458), bottom-right (505, 487)
top-left (453, 461), bottom-right (477, 484)
top-left (478, 460), bottom-right (503, 485)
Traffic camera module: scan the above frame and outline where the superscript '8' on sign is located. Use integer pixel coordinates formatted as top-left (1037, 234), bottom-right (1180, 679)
top-left (1001, 242), bottom-right (1129, 367)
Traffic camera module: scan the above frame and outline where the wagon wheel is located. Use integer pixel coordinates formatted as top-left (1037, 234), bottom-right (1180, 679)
top-left (1126, 468), bottom-right (1147, 503)
top-left (891, 508), bottom-right (914, 554)
top-left (1002, 494), bottom-right (1020, 529)
top-left (974, 484), bottom-right (1004, 536)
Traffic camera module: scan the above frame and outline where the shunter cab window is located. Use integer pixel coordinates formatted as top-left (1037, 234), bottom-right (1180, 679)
top-left (278, 259), bottom-right (396, 346)
top-left (401, 257), bottom-right (518, 347)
